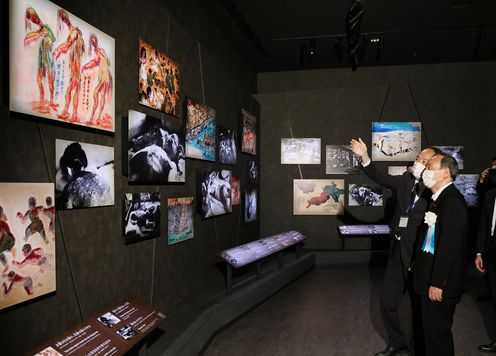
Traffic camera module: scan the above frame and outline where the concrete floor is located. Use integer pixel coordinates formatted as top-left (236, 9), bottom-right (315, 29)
top-left (203, 265), bottom-right (495, 356)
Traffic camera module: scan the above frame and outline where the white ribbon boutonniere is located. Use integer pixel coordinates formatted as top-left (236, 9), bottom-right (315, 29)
top-left (424, 211), bottom-right (437, 228)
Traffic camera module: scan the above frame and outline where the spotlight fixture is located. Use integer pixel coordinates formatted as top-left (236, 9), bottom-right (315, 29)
top-left (299, 38), bottom-right (316, 66)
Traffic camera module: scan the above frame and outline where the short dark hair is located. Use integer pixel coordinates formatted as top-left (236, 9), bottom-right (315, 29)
top-left (424, 146), bottom-right (443, 155)
top-left (491, 156), bottom-right (496, 162)
top-left (436, 153), bottom-right (458, 179)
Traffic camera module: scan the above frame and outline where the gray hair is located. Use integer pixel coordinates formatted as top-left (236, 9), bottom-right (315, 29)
top-left (436, 153), bottom-right (458, 179)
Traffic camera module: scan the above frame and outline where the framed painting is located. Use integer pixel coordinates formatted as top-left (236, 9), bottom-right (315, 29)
top-left (293, 179), bottom-right (345, 215)
top-left (185, 97), bottom-right (216, 162)
top-left (10, 0), bottom-right (115, 131)
top-left (241, 109), bottom-right (256, 155)
top-left (168, 197), bottom-right (194, 245)
top-left (371, 122), bottom-right (421, 161)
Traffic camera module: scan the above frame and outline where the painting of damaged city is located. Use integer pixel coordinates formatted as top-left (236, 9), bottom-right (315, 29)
top-left (218, 126), bottom-right (237, 165)
top-left (281, 138), bottom-right (321, 164)
top-left (231, 176), bottom-right (241, 206)
top-left (128, 110), bottom-right (185, 183)
top-left (454, 174), bottom-right (478, 207)
top-left (199, 170), bottom-right (232, 218)
top-left (325, 145), bottom-right (361, 174)
top-left (241, 109), bottom-right (256, 155)
top-left (9, 0), bottom-right (115, 132)
top-left (293, 179), bottom-right (345, 215)
top-left (185, 97), bottom-right (216, 162)
top-left (388, 166), bottom-right (408, 176)
top-left (123, 192), bottom-right (160, 245)
top-left (244, 188), bottom-right (257, 223)
top-left (371, 122), bottom-right (421, 162)
top-left (0, 183), bottom-right (56, 310)
top-left (348, 184), bottom-right (384, 206)
top-left (434, 146), bottom-right (464, 170)
top-left (138, 39), bottom-right (180, 117)
top-left (55, 139), bottom-right (114, 209)
top-left (168, 197), bottom-right (194, 245)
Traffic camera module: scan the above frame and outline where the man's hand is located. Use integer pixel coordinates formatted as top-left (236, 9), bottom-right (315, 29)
top-left (350, 138), bottom-right (370, 163)
top-left (428, 286), bottom-right (443, 302)
top-left (475, 255), bottom-right (486, 273)
top-left (480, 168), bottom-right (490, 183)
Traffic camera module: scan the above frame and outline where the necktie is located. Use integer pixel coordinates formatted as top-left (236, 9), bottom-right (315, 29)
top-left (406, 182), bottom-right (419, 214)
top-left (491, 196), bottom-right (496, 236)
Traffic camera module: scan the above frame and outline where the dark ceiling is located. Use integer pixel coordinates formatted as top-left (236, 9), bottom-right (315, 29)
top-left (197, 0), bottom-right (496, 72)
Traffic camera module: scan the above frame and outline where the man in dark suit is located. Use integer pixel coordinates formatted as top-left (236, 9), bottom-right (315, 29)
top-left (414, 154), bottom-right (468, 356)
top-left (350, 138), bottom-right (441, 356)
top-left (475, 187), bottom-right (496, 352)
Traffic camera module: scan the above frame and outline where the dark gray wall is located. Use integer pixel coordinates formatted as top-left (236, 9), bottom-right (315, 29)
top-left (257, 62), bottom-right (496, 250)
top-left (0, 0), bottom-right (259, 354)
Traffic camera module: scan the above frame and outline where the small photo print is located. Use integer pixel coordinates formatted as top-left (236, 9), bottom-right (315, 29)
top-left (34, 346), bottom-right (63, 356)
top-left (98, 312), bottom-right (121, 328)
top-left (116, 325), bottom-right (137, 340)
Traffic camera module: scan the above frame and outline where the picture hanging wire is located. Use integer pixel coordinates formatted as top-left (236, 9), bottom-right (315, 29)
top-left (407, 82), bottom-right (431, 146)
top-left (284, 93), bottom-right (303, 179)
top-left (37, 123), bottom-right (85, 321)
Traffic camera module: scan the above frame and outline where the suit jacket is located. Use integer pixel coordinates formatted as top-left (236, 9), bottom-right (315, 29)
top-left (414, 184), bottom-right (469, 298)
top-left (362, 162), bottom-right (431, 268)
top-left (476, 187), bottom-right (496, 256)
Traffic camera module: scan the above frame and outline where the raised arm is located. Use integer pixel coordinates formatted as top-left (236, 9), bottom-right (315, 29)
top-left (350, 138), bottom-right (402, 190)
top-left (24, 28), bottom-right (46, 47)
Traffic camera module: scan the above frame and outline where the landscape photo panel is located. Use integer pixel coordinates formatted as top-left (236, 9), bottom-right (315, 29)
top-left (185, 97), bottom-right (216, 162)
top-left (0, 183), bottom-right (56, 310)
top-left (241, 109), bottom-right (256, 155)
top-left (138, 39), bottom-right (180, 116)
top-left (371, 122), bottom-right (421, 161)
top-left (168, 197), bottom-right (194, 245)
top-left (348, 183), bottom-right (384, 206)
top-left (10, 0), bottom-right (115, 131)
top-left (454, 174), bottom-right (478, 207)
top-left (244, 187), bottom-right (257, 223)
top-left (123, 192), bottom-right (160, 245)
top-left (55, 139), bottom-right (114, 209)
top-left (281, 138), bottom-right (321, 164)
top-left (199, 170), bottom-right (232, 218)
top-left (218, 126), bottom-right (237, 165)
top-left (128, 109), bottom-right (185, 183)
top-left (293, 179), bottom-right (345, 215)
top-left (325, 145), bottom-right (361, 174)
top-left (434, 146), bottom-right (464, 170)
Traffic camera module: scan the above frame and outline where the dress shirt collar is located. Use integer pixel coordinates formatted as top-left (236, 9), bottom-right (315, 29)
top-left (432, 182), bottom-right (453, 201)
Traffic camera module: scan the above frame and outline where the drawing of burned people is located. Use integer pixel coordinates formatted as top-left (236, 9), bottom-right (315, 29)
top-left (55, 139), bottom-right (114, 209)
top-left (128, 110), bottom-right (185, 182)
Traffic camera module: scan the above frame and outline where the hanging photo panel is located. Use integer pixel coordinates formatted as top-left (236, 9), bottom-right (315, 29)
top-left (185, 97), bottom-right (216, 162)
top-left (138, 39), bottom-right (180, 117)
top-left (371, 122), bottom-right (421, 161)
top-left (281, 138), bottom-right (321, 164)
top-left (10, 0), bottom-right (115, 131)
top-left (0, 183), bottom-right (56, 310)
top-left (128, 109), bottom-right (185, 183)
top-left (55, 139), bottom-right (114, 209)
top-left (168, 197), bottom-right (194, 245)
top-left (293, 179), bottom-right (345, 215)
top-left (241, 109), bottom-right (256, 155)
top-left (123, 192), bottom-right (161, 245)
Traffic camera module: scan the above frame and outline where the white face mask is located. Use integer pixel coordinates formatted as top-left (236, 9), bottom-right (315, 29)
top-left (412, 162), bottom-right (425, 179)
top-left (422, 169), bottom-right (438, 189)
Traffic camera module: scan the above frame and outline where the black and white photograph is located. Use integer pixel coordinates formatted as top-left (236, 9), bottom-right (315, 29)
top-left (281, 138), bottom-right (321, 164)
top-left (348, 184), bottom-right (384, 206)
top-left (244, 188), bottom-right (258, 223)
top-left (434, 146), bottom-right (464, 170)
top-left (248, 160), bottom-right (258, 184)
top-left (97, 312), bottom-right (121, 328)
top-left (326, 145), bottom-right (361, 174)
top-left (116, 325), bottom-right (137, 340)
top-left (123, 192), bottom-right (161, 244)
top-left (55, 139), bottom-right (114, 210)
top-left (128, 109), bottom-right (185, 183)
top-left (218, 126), bottom-right (237, 165)
top-left (454, 174), bottom-right (478, 207)
top-left (199, 170), bottom-right (232, 218)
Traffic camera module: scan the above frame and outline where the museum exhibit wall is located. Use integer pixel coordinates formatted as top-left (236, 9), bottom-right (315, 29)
top-left (257, 61), bottom-right (496, 250)
top-left (0, 0), bottom-right (259, 354)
